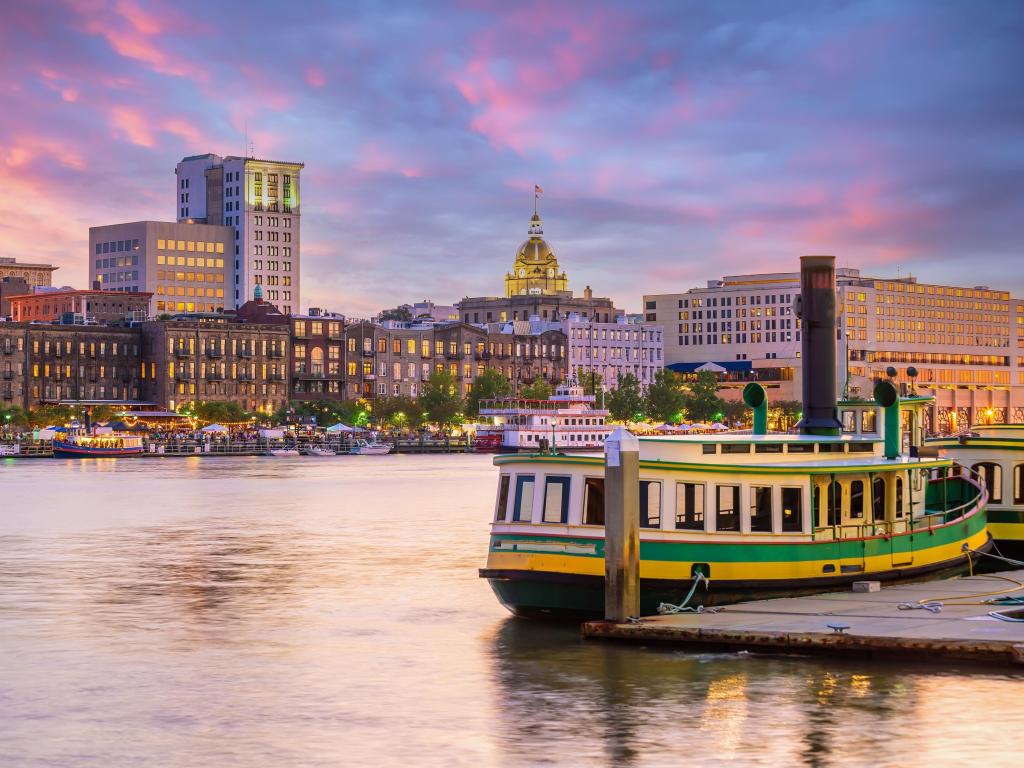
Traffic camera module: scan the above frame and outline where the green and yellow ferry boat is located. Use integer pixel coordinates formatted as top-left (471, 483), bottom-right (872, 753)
top-left (930, 424), bottom-right (1024, 559)
top-left (480, 256), bottom-right (991, 618)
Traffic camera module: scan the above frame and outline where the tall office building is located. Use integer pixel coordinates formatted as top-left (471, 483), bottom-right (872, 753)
top-left (89, 221), bottom-right (232, 316)
top-left (644, 267), bottom-right (1024, 431)
top-left (175, 153), bottom-right (304, 314)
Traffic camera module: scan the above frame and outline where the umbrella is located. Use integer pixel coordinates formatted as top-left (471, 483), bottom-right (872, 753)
top-left (655, 424), bottom-right (676, 432)
top-left (709, 423), bottom-right (730, 431)
top-left (200, 423), bottom-right (229, 434)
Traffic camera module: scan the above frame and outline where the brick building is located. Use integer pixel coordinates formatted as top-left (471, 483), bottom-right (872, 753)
top-left (8, 289), bottom-right (152, 324)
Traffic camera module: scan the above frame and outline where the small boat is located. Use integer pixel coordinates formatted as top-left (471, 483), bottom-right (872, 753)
top-left (52, 432), bottom-right (144, 458)
top-left (267, 447), bottom-right (300, 457)
top-left (350, 439), bottom-right (393, 455)
top-left (305, 446), bottom-right (338, 457)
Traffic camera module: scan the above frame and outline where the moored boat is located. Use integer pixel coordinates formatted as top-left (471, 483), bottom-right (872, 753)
top-left (267, 447), bottom-right (301, 457)
top-left (52, 432), bottom-right (145, 458)
top-left (305, 446), bottom-right (338, 457)
top-left (350, 439), bottom-right (393, 455)
top-left (479, 256), bottom-right (991, 618)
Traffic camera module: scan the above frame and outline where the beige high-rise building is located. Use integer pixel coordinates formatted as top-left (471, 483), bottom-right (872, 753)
top-left (644, 267), bottom-right (1024, 432)
top-left (89, 221), bottom-right (233, 316)
top-left (0, 257), bottom-right (58, 288)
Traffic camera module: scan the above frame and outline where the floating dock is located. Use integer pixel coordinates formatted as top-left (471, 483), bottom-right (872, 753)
top-left (582, 570), bottom-right (1024, 667)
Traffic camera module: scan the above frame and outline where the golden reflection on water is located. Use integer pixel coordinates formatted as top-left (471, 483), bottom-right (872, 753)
top-left (0, 455), bottom-right (1021, 767)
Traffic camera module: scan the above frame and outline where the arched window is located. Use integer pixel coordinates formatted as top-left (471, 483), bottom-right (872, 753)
top-left (1015, 464), bottom-right (1024, 505)
top-left (872, 476), bottom-right (886, 521)
top-left (311, 347), bottom-right (324, 375)
top-left (972, 462), bottom-right (1002, 504)
top-left (895, 476), bottom-right (904, 518)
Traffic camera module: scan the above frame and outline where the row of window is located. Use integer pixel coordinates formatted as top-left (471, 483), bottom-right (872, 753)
top-left (156, 239), bottom-right (226, 253)
top-left (156, 255), bottom-right (226, 268)
top-left (495, 474), bottom-right (804, 533)
top-left (972, 462), bottom-right (1024, 505)
top-left (94, 239), bottom-right (140, 255)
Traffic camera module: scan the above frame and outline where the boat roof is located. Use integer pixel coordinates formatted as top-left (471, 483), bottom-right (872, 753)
top-left (641, 433), bottom-right (879, 443)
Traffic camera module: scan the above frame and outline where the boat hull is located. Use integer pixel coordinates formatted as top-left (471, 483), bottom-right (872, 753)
top-left (988, 507), bottom-right (1024, 560)
top-left (480, 515), bottom-right (991, 619)
top-left (52, 441), bottom-right (144, 458)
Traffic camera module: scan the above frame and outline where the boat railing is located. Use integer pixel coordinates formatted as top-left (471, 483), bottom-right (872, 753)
top-left (920, 463), bottom-right (987, 527)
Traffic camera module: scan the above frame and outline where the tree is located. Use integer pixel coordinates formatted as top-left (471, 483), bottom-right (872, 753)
top-left (607, 373), bottom-right (644, 422)
top-left (373, 395), bottom-right (418, 429)
top-left (466, 369), bottom-right (511, 416)
top-left (0, 406), bottom-right (30, 429)
top-left (682, 371), bottom-right (727, 423)
top-left (644, 368), bottom-right (686, 423)
top-left (419, 371), bottom-right (463, 433)
top-left (576, 369), bottom-right (603, 396)
top-left (723, 399), bottom-right (749, 428)
top-left (520, 375), bottom-right (552, 401)
top-left (379, 306), bottom-right (412, 322)
top-left (29, 404), bottom-right (78, 427)
top-left (192, 400), bottom-right (248, 424)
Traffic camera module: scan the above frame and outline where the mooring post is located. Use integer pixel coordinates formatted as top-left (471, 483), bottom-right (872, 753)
top-left (604, 426), bottom-right (640, 622)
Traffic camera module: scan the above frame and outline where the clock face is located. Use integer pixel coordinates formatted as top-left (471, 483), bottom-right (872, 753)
top-left (518, 269), bottom-right (525, 277)
top-left (547, 268), bottom-right (554, 277)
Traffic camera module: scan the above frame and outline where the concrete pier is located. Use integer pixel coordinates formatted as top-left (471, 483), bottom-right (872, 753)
top-left (583, 570), bottom-right (1024, 667)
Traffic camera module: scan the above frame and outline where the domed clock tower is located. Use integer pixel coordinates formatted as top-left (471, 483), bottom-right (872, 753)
top-left (504, 210), bottom-right (569, 298)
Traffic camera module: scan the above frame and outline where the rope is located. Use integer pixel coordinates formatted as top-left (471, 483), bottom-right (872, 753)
top-left (894, 547), bottom-right (1024, 613)
top-left (657, 572), bottom-right (720, 614)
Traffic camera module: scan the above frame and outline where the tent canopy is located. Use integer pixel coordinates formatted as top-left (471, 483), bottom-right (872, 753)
top-left (695, 362), bottom-right (727, 373)
top-left (201, 423), bottom-right (229, 434)
top-left (326, 423), bottom-right (357, 433)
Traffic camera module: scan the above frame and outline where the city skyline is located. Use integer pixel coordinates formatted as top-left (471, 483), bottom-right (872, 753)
top-left (2, 0), bottom-right (1022, 317)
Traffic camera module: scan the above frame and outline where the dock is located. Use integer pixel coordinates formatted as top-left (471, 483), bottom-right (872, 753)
top-left (582, 570), bottom-right (1024, 667)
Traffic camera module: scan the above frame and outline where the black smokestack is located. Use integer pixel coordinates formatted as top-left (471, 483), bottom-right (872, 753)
top-left (796, 255), bottom-right (841, 436)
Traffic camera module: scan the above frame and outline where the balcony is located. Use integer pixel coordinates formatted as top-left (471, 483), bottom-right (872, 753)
top-left (239, 373), bottom-right (255, 381)
top-left (175, 372), bottom-right (193, 381)
top-left (206, 372), bottom-right (224, 381)
top-left (1, 347), bottom-right (13, 356)
top-left (362, 349), bottom-right (375, 357)
top-left (239, 349), bottom-right (253, 359)
top-left (1, 389), bottom-right (12, 401)
top-left (268, 349), bottom-right (283, 359)
top-left (174, 348), bottom-right (191, 359)
top-left (207, 349), bottom-right (223, 359)
top-left (2, 371), bottom-right (12, 380)
top-left (269, 373), bottom-right (285, 381)
top-left (296, 371), bottom-right (325, 380)
top-left (446, 353), bottom-right (461, 361)
top-left (475, 351), bottom-right (491, 360)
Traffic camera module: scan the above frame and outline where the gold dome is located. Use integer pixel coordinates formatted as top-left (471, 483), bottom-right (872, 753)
top-left (505, 210), bottom-right (568, 297)
top-left (516, 236), bottom-right (556, 263)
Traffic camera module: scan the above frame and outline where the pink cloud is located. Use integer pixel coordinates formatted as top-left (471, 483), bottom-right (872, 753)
top-left (109, 105), bottom-right (156, 147)
top-left (305, 66), bottom-right (327, 88)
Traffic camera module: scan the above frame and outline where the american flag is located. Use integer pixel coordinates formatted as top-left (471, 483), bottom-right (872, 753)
top-left (534, 184), bottom-right (543, 196)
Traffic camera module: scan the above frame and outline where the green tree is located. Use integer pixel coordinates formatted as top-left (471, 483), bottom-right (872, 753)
top-left (682, 370), bottom-right (727, 423)
top-left (373, 395), bottom-right (419, 428)
top-left (723, 399), bottom-right (749, 428)
top-left (419, 371), bottom-right (463, 433)
top-left (576, 369), bottom-right (603, 396)
top-left (0, 406), bottom-right (30, 429)
top-left (192, 400), bottom-right (248, 423)
top-left (466, 369), bottom-right (511, 416)
top-left (520, 375), bottom-right (552, 400)
top-left (606, 373), bottom-right (644, 422)
top-left (644, 369), bottom-right (686, 423)
top-left (29, 404), bottom-right (78, 427)
top-left (379, 306), bottom-right (412, 322)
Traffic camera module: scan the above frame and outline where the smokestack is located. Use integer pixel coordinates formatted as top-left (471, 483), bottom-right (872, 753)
top-left (796, 255), bottom-right (842, 436)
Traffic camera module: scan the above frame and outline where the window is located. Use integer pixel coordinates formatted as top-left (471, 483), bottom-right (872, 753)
top-left (972, 462), bottom-right (1002, 504)
top-left (781, 487), bottom-right (802, 532)
top-left (861, 410), bottom-right (877, 433)
top-left (873, 477), bottom-right (886, 521)
top-left (1015, 464), bottom-right (1024, 505)
top-left (675, 482), bottom-right (704, 530)
top-left (583, 478), bottom-right (604, 525)
top-left (542, 476), bottom-right (570, 524)
top-left (750, 486), bottom-right (772, 532)
top-left (850, 480), bottom-right (865, 519)
top-left (495, 475), bottom-right (511, 521)
top-left (513, 476), bottom-right (535, 522)
top-left (716, 485), bottom-right (739, 531)
top-left (639, 480), bottom-right (661, 528)
top-left (841, 411), bottom-right (856, 433)
top-left (895, 476), bottom-right (904, 518)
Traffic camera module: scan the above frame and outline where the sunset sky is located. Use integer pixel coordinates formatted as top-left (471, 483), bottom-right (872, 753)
top-left (2, 0), bottom-right (1022, 315)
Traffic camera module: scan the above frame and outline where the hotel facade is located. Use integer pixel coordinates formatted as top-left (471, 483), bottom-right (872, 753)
top-left (644, 267), bottom-right (1024, 432)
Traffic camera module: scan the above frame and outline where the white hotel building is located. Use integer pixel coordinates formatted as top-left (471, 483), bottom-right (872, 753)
top-left (175, 153), bottom-right (304, 314)
top-left (644, 268), bottom-right (1024, 433)
top-left (563, 313), bottom-right (664, 391)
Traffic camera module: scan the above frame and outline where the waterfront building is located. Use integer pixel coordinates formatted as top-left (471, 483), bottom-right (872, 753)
top-left (139, 316), bottom-right (289, 413)
top-left (175, 153), bottom-right (304, 313)
top-left (7, 288), bottom-right (152, 324)
top-left (482, 320), bottom-right (567, 393)
top-left (0, 257), bottom-right (58, 289)
top-left (88, 221), bottom-right (232, 315)
top-left (291, 309), bottom-right (346, 401)
top-left (644, 268), bottom-right (1024, 431)
top-left (0, 277), bottom-right (30, 319)
top-left (0, 323), bottom-right (142, 409)
top-left (458, 208), bottom-right (621, 324)
top-left (563, 313), bottom-right (664, 391)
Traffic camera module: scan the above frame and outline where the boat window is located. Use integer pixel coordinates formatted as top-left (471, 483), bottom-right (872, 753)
top-left (781, 487), bottom-right (802, 532)
top-left (1015, 464), bottom-right (1024, 505)
top-left (754, 443), bottom-right (783, 453)
top-left (716, 485), bottom-right (739, 531)
top-left (895, 476), bottom-right (904, 518)
top-left (787, 443), bottom-right (815, 453)
top-left (841, 411), bottom-right (856, 433)
top-left (542, 476), bottom-right (570, 524)
top-left (675, 482), bottom-right (705, 530)
top-left (861, 410), bottom-right (877, 432)
top-left (872, 476), bottom-right (886, 521)
top-left (721, 444), bottom-right (750, 454)
top-left (495, 475), bottom-right (511, 521)
top-left (848, 443), bottom-right (874, 453)
top-left (583, 478), bottom-right (605, 525)
top-left (828, 481), bottom-right (841, 526)
top-left (972, 462), bottom-right (1002, 504)
top-left (639, 481), bottom-right (661, 528)
top-left (850, 480), bottom-right (865, 519)
top-left (750, 486), bottom-right (772, 532)
top-left (702, 444), bottom-right (717, 455)
top-left (819, 443), bottom-right (845, 453)
top-left (513, 476), bottom-right (535, 522)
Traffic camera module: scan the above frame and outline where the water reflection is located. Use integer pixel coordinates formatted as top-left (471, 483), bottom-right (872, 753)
top-left (0, 455), bottom-right (1020, 767)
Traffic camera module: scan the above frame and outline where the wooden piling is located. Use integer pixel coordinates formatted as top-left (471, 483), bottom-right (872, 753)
top-left (604, 427), bottom-right (640, 623)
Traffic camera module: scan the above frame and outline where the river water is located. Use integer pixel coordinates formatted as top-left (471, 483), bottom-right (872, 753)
top-left (0, 454), bottom-right (1019, 767)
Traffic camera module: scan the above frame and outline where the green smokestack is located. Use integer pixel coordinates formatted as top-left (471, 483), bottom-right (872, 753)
top-left (873, 379), bottom-right (900, 459)
top-left (743, 382), bottom-right (768, 435)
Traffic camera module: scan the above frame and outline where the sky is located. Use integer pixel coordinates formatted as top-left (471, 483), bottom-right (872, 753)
top-left (2, 0), bottom-right (1022, 316)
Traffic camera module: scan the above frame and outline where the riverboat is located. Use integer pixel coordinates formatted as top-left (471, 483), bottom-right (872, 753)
top-left (929, 424), bottom-right (1024, 559)
top-left (52, 433), bottom-right (145, 458)
top-left (479, 256), bottom-right (990, 618)
top-left (477, 380), bottom-right (613, 453)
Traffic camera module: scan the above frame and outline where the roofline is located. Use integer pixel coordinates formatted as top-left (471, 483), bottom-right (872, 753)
top-left (6, 290), bottom-right (154, 299)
